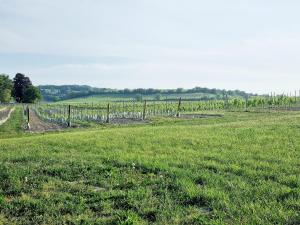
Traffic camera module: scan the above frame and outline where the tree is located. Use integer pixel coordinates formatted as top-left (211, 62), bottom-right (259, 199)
top-left (12, 73), bottom-right (32, 103)
top-left (0, 74), bottom-right (13, 103)
top-left (23, 86), bottom-right (41, 103)
top-left (176, 88), bottom-right (184, 93)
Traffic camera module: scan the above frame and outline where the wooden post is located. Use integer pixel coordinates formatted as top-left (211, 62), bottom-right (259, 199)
top-left (106, 103), bottom-right (110, 123)
top-left (142, 100), bottom-right (147, 120)
top-left (25, 106), bottom-right (30, 130)
top-left (68, 105), bottom-right (71, 127)
top-left (27, 106), bottom-right (30, 124)
top-left (176, 97), bottom-right (182, 117)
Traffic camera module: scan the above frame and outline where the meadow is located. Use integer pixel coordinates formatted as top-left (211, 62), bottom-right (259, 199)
top-left (0, 106), bottom-right (299, 224)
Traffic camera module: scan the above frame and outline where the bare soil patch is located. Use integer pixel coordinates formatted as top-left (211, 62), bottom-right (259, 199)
top-left (28, 110), bottom-right (147, 132)
top-left (28, 109), bottom-right (62, 132)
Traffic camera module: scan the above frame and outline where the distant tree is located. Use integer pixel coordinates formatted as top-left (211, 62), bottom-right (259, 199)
top-left (176, 88), bottom-right (184, 93)
top-left (23, 86), bottom-right (41, 103)
top-left (0, 74), bottom-right (13, 103)
top-left (147, 88), bottom-right (156, 94)
top-left (37, 85), bottom-right (253, 102)
top-left (12, 73), bottom-right (32, 103)
top-left (135, 88), bottom-right (145, 94)
top-left (123, 88), bottom-right (131, 94)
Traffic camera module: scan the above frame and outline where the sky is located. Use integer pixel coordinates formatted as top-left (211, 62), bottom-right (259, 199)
top-left (1, 0), bottom-right (300, 94)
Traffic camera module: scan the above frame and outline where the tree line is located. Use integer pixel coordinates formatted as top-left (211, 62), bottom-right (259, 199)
top-left (0, 73), bottom-right (41, 103)
top-left (40, 85), bottom-right (253, 102)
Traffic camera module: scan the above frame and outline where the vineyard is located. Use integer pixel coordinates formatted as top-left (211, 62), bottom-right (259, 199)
top-left (28, 95), bottom-right (300, 127)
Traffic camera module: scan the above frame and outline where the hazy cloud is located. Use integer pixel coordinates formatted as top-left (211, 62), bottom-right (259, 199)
top-left (1, 0), bottom-right (300, 93)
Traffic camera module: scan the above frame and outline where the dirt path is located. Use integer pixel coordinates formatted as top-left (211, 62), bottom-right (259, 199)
top-left (0, 107), bottom-right (15, 126)
top-left (28, 109), bottom-right (62, 132)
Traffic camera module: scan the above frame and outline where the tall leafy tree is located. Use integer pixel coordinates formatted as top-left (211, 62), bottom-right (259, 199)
top-left (12, 73), bottom-right (32, 103)
top-left (0, 74), bottom-right (13, 103)
top-left (23, 86), bottom-right (42, 103)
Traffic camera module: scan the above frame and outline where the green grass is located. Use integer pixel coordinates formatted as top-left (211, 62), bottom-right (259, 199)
top-left (0, 107), bottom-right (25, 139)
top-left (0, 110), bottom-right (299, 224)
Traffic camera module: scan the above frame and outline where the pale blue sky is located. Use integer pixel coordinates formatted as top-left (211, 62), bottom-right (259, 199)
top-left (1, 0), bottom-right (300, 93)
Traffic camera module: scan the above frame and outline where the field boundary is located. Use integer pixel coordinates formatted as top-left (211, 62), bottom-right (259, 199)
top-left (0, 107), bottom-right (15, 126)
top-left (18, 95), bottom-right (300, 129)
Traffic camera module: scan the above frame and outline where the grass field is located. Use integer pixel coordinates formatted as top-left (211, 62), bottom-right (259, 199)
top-left (0, 108), bottom-right (299, 224)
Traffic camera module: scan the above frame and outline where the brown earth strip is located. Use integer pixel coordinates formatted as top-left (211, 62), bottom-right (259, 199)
top-left (28, 109), bottom-right (62, 132)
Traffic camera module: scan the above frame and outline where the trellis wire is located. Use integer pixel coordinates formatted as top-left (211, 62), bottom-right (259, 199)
top-left (30, 95), bottom-right (300, 126)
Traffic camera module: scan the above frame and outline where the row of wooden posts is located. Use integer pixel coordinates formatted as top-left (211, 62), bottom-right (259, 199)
top-left (23, 94), bottom-right (299, 128)
top-left (66, 98), bottom-right (183, 127)
top-left (28, 98), bottom-right (183, 127)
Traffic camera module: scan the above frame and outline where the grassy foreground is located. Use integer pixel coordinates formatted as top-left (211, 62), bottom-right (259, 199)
top-left (0, 110), bottom-right (299, 224)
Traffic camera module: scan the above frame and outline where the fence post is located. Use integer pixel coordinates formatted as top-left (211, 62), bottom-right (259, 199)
top-left (26, 106), bottom-right (30, 129)
top-left (23, 105), bottom-right (30, 130)
top-left (106, 103), bottom-right (110, 123)
top-left (68, 105), bottom-right (71, 127)
top-left (27, 106), bottom-right (30, 123)
top-left (143, 100), bottom-right (147, 120)
top-left (176, 97), bottom-right (182, 117)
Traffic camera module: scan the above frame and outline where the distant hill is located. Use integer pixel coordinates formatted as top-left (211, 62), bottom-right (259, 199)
top-left (38, 85), bottom-right (254, 102)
